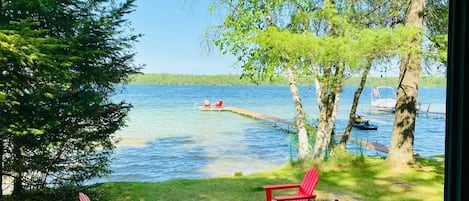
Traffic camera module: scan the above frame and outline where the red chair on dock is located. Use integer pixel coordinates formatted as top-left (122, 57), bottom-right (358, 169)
top-left (203, 100), bottom-right (211, 108)
top-left (215, 99), bottom-right (223, 108)
top-left (263, 168), bottom-right (319, 201)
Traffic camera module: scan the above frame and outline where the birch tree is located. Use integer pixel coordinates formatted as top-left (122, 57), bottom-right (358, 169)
top-left (207, 0), bottom-right (417, 161)
top-left (333, 0), bottom-right (447, 167)
top-left (206, 1), bottom-right (313, 160)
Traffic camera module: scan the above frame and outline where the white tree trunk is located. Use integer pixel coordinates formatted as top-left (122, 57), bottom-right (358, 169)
top-left (286, 66), bottom-right (311, 160)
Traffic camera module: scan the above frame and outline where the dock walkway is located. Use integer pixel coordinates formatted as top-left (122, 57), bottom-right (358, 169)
top-left (336, 134), bottom-right (389, 153)
top-left (201, 106), bottom-right (295, 132)
top-left (224, 107), bottom-right (295, 126)
top-left (201, 106), bottom-right (391, 154)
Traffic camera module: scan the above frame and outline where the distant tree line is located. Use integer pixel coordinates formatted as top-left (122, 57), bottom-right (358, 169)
top-left (128, 73), bottom-right (446, 87)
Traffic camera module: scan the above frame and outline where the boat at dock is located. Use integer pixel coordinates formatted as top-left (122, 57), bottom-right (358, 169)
top-left (369, 86), bottom-right (396, 113)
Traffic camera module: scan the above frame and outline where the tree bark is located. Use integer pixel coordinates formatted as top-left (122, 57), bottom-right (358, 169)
top-left (286, 65), bottom-right (311, 160)
top-left (1, 135), bottom-right (3, 197)
top-left (386, 0), bottom-right (424, 167)
top-left (263, 9), bottom-right (311, 161)
top-left (337, 61), bottom-right (372, 150)
top-left (12, 137), bottom-right (24, 196)
top-left (313, 63), bottom-right (343, 160)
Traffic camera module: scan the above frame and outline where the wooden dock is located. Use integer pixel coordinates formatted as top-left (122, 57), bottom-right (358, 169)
top-left (336, 134), bottom-right (389, 153)
top-left (201, 106), bottom-right (391, 154)
top-left (336, 135), bottom-right (419, 156)
top-left (417, 110), bottom-right (446, 119)
top-left (227, 107), bottom-right (295, 126)
top-left (417, 103), bottom-right (446, 119)
top-left (200, 107), bottom-right (295, 126)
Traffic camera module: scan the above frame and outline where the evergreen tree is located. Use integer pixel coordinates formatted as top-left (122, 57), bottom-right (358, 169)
top-left (0, 0), bottom-right (141, 197)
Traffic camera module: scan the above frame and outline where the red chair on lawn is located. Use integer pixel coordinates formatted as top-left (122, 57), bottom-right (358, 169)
top-left (78, 192), bottom-right (91, 201)
top-left (263, 168), bottom-right (319, 201)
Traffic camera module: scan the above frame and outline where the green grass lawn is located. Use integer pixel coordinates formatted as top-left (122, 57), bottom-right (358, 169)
top-left (78, 155), bottom-right (444, 201)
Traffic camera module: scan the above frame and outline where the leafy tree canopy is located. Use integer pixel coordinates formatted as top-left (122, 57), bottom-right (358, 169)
top-left (0, 0), bottom-right (142, 196)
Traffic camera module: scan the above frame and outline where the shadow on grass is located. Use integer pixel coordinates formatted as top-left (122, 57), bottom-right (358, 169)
top-left (80, 156), bottom-right (443, 201)
top-left (1, 156), bottom-right (443, 201)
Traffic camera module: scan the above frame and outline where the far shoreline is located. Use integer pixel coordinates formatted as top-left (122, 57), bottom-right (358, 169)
top-left (126, 73), bottom-right (447, 87)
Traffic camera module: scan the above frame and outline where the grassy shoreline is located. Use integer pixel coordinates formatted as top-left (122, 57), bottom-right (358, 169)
top-left (3, 155), bottom-right (444, 200)
top-left (80, 155), bottom-right (444, 201)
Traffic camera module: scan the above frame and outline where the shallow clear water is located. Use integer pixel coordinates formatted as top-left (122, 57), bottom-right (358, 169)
top-left (88, 85), bottom-right (446, 184)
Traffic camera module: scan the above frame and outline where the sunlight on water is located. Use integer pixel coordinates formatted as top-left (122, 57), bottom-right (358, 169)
top-left (88, 85), bottom-right (446, 184)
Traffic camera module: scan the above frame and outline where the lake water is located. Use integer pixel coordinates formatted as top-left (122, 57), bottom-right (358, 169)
top-left (88, 85), bottom-right (446, 184)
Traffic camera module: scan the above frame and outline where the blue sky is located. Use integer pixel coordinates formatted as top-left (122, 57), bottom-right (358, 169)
top-left (123, 1), bottom-right (448, 77)
top-left (124, 1), bottom-right (434, 77)
top-left (126, 0), bottom-right (239, 75)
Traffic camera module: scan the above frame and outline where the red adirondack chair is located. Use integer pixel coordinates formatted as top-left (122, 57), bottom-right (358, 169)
top-left (263, 168), bottom-right (319, 201)
top-left (78, 192), bottom-right (91, 201)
